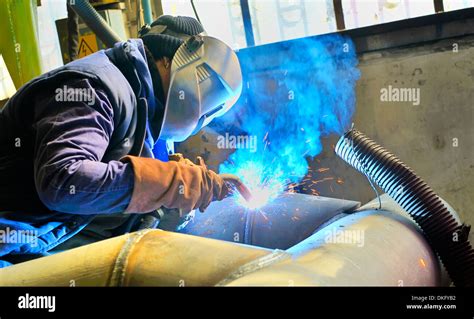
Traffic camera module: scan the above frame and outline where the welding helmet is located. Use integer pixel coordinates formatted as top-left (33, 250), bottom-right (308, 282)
top-left (160, 34), bottom-right (242, 142)
top-left (140, 18), bottom-right (242, 142)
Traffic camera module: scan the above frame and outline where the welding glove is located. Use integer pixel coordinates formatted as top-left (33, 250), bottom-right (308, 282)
top-left (168, 153), bottom-right (194, 166)
top-left (122, 155), bottom-right (229, 214)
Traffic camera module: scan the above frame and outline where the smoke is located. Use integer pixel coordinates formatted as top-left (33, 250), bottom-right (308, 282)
top-left (217, 34), bottom-right (360, 208)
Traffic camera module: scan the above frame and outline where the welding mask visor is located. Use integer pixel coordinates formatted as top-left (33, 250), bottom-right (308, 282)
top-left (159, 35), bottom-right (242, 142)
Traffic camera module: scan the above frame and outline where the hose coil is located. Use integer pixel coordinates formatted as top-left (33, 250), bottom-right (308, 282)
top-left (335, 129), bottom-right (474, 286)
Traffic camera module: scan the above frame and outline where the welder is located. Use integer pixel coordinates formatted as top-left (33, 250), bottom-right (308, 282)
top-left (0, 15), bottom-right (242, 267)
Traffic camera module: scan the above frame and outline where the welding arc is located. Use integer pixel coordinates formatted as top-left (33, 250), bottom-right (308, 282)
top-left (220, 174), bottom-right (253, 202)
top-left (335, 129), bottom-right (474, 287)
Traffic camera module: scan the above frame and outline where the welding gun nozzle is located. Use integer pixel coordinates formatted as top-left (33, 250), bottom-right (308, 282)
top-left (220, 174), bottom-right (253, 202)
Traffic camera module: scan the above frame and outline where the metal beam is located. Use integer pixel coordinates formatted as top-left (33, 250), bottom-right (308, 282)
top-left (333, 0), bottom-right (345, 30)
top-left (434, 0), bottom-right (444, 13)
top-left (240, 0), bottom-right (256, 47)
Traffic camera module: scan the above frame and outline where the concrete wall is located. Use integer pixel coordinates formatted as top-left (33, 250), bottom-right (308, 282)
top-left (349, 35), bottom-right (474, 240)
top-left (178, 34), bottom-right (474, 241)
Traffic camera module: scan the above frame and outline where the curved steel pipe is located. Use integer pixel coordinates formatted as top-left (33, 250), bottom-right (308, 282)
top-left (0, 230), bottom-right (271, 286)
top-left (177, 193), bottom-right (360, 250)
top-left (0, 207), bottom-right (441, 286)
top-left (221, 209), bottom-right (441, 286)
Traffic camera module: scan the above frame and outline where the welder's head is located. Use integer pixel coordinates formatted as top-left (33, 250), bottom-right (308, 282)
top-left (140, 15), bottom-right (242, 142)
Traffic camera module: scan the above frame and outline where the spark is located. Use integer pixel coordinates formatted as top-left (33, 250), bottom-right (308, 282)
top-left (263, 132), bottom-right (269, 142)
top-left (311, 177), bottom-right (334, 184)
top-left (419, 258), bottom-right (427, 268)
top-left (236, 187), bottom-right (274, 209)
top-left (229, 160), bottom-right (288, 210)
top-left (291, 216), bottom-right (300, 222)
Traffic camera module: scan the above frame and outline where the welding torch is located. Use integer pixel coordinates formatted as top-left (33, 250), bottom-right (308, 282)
top-left (220, 174), bottom-right (253, 202)
top-left (168, 154), bottom-right (252, 203)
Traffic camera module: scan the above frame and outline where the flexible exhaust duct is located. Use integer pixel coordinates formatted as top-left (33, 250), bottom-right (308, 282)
top-left (335, 129), bottom-right (474, 286)
top-left (69, 0), bottom-right (122, 48)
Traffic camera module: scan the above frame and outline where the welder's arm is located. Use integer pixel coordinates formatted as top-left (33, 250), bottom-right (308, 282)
top-left (33, 79), bottom-right (134, 214)
top-left (121, 155), bottom-right (229, 213)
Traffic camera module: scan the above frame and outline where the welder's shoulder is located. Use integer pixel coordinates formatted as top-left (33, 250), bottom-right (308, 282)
top-left (33, 77), bottom-right (115, 121)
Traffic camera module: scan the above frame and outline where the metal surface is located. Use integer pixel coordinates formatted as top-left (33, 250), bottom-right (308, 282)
top-left (177, 193), bottom-right (360, 249)
top-left (359, 194), bottom-right (453, 286)
top-left (223, 209), bottom-right (441, 286)
top-left (0, 207), bottom-right (441, 286)
top-left (0, 230), bottom-right (272, 286)
top-left (141, 0), bottom-right (153, 25)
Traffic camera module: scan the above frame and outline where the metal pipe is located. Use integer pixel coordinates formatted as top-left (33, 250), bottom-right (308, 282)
top-left (0, 230), bottom-right (271, 286)
top-left (0, 0), bottom-right (41, 87)
top-left (69, 0), bottom-right (122, 48)
top-left (0, 208), bottom-right (442, 286)
top-left (178, 193), bottom-right (360, 249)
top-left (239, 0), bottom-right (256, 47)
top-left (434, 0), bottom-right (444, 13)
top-left (220, 209), bottom-right (441, 286)
top-left (333, 0), bottom-right (346, 30)
top-left (141, 0), bottom-right (154, 25)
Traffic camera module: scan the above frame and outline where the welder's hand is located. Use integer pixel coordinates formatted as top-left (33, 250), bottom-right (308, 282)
top-left (168, 154), bottom-right (217, 214)
top-left (121, 155), bottom-right (229, 214)
top-left (168, 153), bottom-right (195, 166)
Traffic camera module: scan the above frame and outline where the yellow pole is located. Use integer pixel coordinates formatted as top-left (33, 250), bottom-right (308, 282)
top-left (0, 0), bottom-right (42, 89)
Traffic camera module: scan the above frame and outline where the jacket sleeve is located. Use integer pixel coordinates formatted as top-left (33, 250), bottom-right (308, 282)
top-left (33, 78), bottom-right (135, 214)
